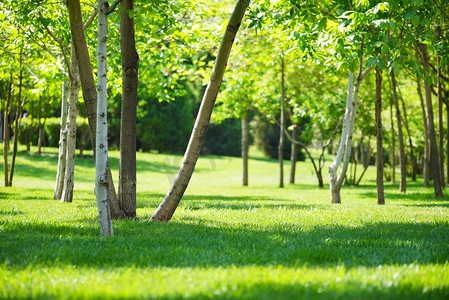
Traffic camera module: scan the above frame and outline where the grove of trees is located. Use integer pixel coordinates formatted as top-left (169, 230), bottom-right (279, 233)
top-left (1, 0), bottom-right (448, 235)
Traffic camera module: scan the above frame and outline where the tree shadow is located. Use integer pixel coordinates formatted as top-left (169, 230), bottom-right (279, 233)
top-left (2, 217), bottom-right (448, 271)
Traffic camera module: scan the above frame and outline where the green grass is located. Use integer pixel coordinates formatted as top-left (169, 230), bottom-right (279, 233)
top-left (0, 144), bottom-right (448, 299)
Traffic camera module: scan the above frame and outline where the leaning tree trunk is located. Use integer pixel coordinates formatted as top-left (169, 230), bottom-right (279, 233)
top-left (9, 64), bottom-right (24, 187)
top-left (54, 80), bottom-right (69, 199)
top-left (279, 57), bottom-right (285, 188)
top-left (289, 124), bottom-right (299, 184)
top-left (67, 0), bottom-right (123, 219)
top-left (415, 42), bottom-right (430, 187)
top-left (375, 68), bottom-right (385, 204)
top-left (3, 72), bottom-right (12, 187)
top-left (420, 43), bottom-right (443, 198)
top-left (61, 46), bottom-right (79, 204)
top-left (391, 69), bottom-right (406, 193)
top-left (94, 0), bottom-right (113, 236)
top-left (241, 108), bottom-right (249, 186)
top-left (150, 0), bottom-right (250, 222)
top-left (437, 52), bottom-right (445, 187)
top-left (118, 0), bottom-right (139, 218)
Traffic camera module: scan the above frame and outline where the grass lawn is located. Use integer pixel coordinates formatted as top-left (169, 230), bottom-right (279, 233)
top-left (0, 144), bottom-right (448, 299)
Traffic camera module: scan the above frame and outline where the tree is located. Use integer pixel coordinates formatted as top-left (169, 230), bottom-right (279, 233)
top-left (375, 67), bottom-right (384, 204)
top-left (150, 0), bottom-right (251, 222)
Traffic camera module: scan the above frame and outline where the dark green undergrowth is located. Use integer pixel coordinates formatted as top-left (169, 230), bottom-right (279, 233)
top-left (0, 146), bottom-right (448, 299)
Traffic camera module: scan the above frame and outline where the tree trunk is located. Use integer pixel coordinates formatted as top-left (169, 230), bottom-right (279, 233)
top-left (25, 98), bottom-right (34, 152)
top-left (61, 46), bottom-right (79, 204)
top-left (279, 57), bottom-right (285, 188)
top-left (415, 42), bottom-right (430, 187)
top-left (67, 0), bottom-right (121, 218)
top-left (95, 0), bottom-right (113, 236)
top-left (9, 64), bottom-right (24, 187)
top-left (241, 110), bottom-right (249, 186)
top-left (400, 89), bottom-right (417, 181)
top-left (37, 95), bottom-right (43, 156)
top-left (391, 69), bottom-right (406, 193)
top-left (289, 124), bottom-right (298, 184)
top-left (375, 68), bottom-right (385, 204)
top-left (389, 99), bottom-right (395, 184)
top-left (54, 80), bottom-right (69, 199)
top-left (437, 54), bottom-right (445, 187)
top-left (420, 43), bottom-right (443, 198)
top-left (118, 0), bottom-right (139, 218)
top-left (150, 0), bottom-right (250, 222)
top-left (329, 63), bottom-right (371, 203)
top-left (3, 72), bottom-right (12, 187)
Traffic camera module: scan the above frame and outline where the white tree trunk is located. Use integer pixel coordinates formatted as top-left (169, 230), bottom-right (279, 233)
top-left (54, 80), bottom-right (69, 199)
top-left (95, 0), bottom-right (113, 236)
top-left (61, 46), bottom-right (79, 203)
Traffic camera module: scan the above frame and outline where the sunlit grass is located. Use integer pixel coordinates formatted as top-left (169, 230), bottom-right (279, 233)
top-left (0, 144), bottom-right (448, 299)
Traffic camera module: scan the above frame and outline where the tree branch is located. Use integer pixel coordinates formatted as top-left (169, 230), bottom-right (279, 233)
top-left (83, 7), bottom-right (98, 30)
top-left (107, 0), bottom-right (124, 15)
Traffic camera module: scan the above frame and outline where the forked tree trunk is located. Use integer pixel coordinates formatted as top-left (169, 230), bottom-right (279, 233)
top-left (9, 65), bottom-right (24, 187)
top-left (389, 99), bottom-right (396, 184)
top-left (391, 69), bottom-right (406, 193)
top-left (95, 0), bottom-right (113, 236)
top-left (242, 109), bottom-right (249, 186)
top-left (415, 42), bottom-right (430, 187)
top-left (67, 0), bottom-right (123, 219)
top-left (420, 43), bottom-right (443, 198)
top-left (61, 46), bottom-right (79, 204)
top-left (3, 72), bottom-right (12, 187)
top-left (119, 0), bottom-right (138, 218)
top-left (54, 79), bottom-right (69, 199)
top-left (279, 57), bottom-right (285, 188)
top-left (150, 0), bottom-right (250, 222)
top-left (375, 68), bottom-right (385, 204)
top-left (289, 124), bottom-right (299, 184)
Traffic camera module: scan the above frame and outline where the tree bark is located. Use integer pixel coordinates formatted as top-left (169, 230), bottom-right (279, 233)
top-left (399, 90), bottom-right (417, 181)
top-left (375, 68), bottom-right (385, 204)
top-left (279, 57), bottom-right (285, 188)
top-left (242, 109), bottom-right (249, 186)
top-left (391, 69), bottom-right (406, 193)
top-left (54, 80), bottom-right (69, 199)
top-left (95, 0), bottom-right (113, 236)
top-left (61, 46), bottom-right (79, 204)
top-left (150, 0), bottom-right (250, 222)
top-left (67, 0), bottom-right (122, 218)
top-left (437, 54), bottom-right (445, 187)
top-left (37, 95), bottom-right (43, 156)
top-left (3, 72), bottom-right (12, 187)
top-left (118, 0), bottom-right (138, 218)
top-left (415, 42), bottom-right (430, 187)
top-left (420, 43), bottom-right (443, 198)
top-left (389, 99), bottom-right (395, 184)
top-left (289, 124), bottom-right (299, 184)
top-left (9, 64), bottom-right (24, 187)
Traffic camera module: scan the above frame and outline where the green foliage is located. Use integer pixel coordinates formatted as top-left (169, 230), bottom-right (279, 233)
top-left (0, 149), bottom-right (448, 298)
top-left (202, 119), bottom-right (244, 157)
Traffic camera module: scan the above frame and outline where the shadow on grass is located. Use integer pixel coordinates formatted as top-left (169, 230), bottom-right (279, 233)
top-left (2, 216), bottom-right (448, 271)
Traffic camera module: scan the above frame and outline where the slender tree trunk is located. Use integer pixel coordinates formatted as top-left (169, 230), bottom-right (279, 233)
top-left (415, 43), bottom-right (430, 187)
top-left (61, 46), bottom-right (79, 204)
top-left (3, 72), bottom-right (12, 187)
top-left (9, 65), bottom-right (24, 186)
top-left (420, 43), bottom-right (443, 198)
top-left (67, 0), bottom-right (121, 218)
top-left (95, 0), bottom-right (113, 236)
top-left (375, 68), bottom-right (385, 204)
top-left (241, 109), bottom-right (249, 186)
top-left (54, 80), bottom-right (69, 199)
top-left (25, 98), bottom-right (34, 152)
top-left (390, 99), bottom-right (396, 184)
top-left (279, 57), bottom-right (285, 188)
top-left (437, 54), bottom-right (445, 187)
top-left (150, 0), bottom-right (250, 222)
top-left (400, 91), bottom-right (417, 181)
top-left (391, 69), bottom-right (406, 193)
top-left (37, 95), bottom-right (43, 156)
top-left (118, 0), bottom-right (138, 218)
top-left (289, 124), bottom-right (299, 184)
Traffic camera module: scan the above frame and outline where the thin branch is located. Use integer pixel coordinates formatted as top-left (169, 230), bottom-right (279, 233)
top-left (430, 0), bottom-right (449, 21)
top-left (107, 0), bottom-right (124, 15)
top-left (430, 62), bottom-right (449, 82)
top-left (83, 7), bottom-right (98, 30)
